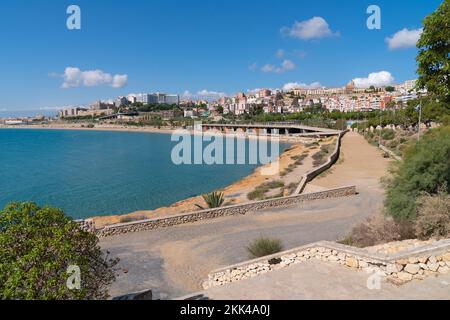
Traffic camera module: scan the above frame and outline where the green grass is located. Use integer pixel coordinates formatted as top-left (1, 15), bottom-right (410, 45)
top-left (247, 237), bottom-right (284, 259)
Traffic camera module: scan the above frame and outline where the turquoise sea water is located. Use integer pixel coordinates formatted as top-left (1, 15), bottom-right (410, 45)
top-left (0, 129), bottom-right (286, 219)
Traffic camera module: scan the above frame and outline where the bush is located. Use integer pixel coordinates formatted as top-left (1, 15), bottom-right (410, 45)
top-left (340, 215), bottom-right (414, 248)
top-left (415, 189), bottom-right (450, 240)
top-left (247, 181), bottom-right (284, 200)
top-left (119, 215), bottom-right (147, 223)
top-left (247, 237), bottom-right (284, 258)
top-left (385, 126), bottom-right (450, 220)
top-left (381, 129), bottom-right (395, 140)
top-left (0, 202), bottom-right (118, 300)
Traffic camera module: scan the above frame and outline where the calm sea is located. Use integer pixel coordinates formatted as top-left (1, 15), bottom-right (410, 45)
top-left (0, 129), bottom-right (287, 219)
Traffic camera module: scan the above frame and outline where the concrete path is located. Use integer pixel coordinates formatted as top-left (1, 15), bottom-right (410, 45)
top-left (201, 260), bottom-right (450, 300)
top-left (101, 131), bottom-right (391, 299)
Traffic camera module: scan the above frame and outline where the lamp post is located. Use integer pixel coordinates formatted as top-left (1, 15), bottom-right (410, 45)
top-left (417, 103), bottom-right (422, 142)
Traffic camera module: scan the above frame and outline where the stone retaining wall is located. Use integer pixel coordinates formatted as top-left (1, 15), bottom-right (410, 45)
top-left (379, 144), bottom-right (402, 161)
top-left (295, 130), bottom-right (347, 194)
top-left (95, 186), bottom-right (356, 238)
top-left (204, 239), bottom-right (450, 289)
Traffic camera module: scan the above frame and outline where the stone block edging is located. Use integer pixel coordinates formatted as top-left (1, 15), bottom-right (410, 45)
top-left (92, 185), bottom-right (356, 238)
top-left (204, 239), bottom-right (450, 289)
top-left (295, 130), bottom-right (347, 194)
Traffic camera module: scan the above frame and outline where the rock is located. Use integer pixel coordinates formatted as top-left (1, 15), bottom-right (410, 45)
top-left (396, 259), bottom-right (408, 266)
top-left (408, 257), bottom-right (419, 264)
top-left (413, 274), bottom-right (425, 281)
top-left (419, 263), bottom-right (428, 270)
top-left (359, 261), bottom-right (369, 268)
top-left (386, 264), bottom-right (402, 274)
top-left (397, 272), bottom-right (413, 281)
top-left (427, 263), bottom-right (440, 272)
top-left (442, 253), bottom-right (450, 262)
top-left (345, 257), bottom-right (359, 268)
top-left (404, 264), bottom-right (421, 275)
top-left (418, 256), bottom-right (428, 264)
top-left (328, 255), bottom-right (339, 262)
top-left (439, 262), bottom-right (446, 267)
top-left (428, 256), bottom-right (437, 264)
top-left (337, 253), bottom-right (346, 261)
top-left (438, 266), bottom-right (449, 274)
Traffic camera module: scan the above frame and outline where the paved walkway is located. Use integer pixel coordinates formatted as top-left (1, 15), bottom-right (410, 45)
top-left (200, 260), bottom-right (450, 300)
top-left (101, 132), bottom-right (392, 299)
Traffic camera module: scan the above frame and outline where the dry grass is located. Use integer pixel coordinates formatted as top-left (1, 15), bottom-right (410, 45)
top-left (415, 190), bottom-right (450, 240)
top-left (339, 215), bottom-right (414, 248)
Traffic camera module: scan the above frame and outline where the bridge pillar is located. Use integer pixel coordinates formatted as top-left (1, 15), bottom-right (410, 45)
top-left (285, 129), bottom-right (290, 136)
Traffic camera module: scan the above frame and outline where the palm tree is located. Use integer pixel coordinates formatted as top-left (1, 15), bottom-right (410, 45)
top-left (195, 192), bottom-right (225, 210)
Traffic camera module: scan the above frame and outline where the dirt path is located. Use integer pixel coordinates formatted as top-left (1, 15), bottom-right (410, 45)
top-left (304, 131), bottom-right (392, 193)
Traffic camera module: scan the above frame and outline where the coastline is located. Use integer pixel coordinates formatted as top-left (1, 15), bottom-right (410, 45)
top-left (0, 123), bottom-right (305, 143)
top-left (1, 123), bottom-right (326, 227)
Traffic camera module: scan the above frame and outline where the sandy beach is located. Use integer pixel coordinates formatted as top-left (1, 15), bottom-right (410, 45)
top-left (1, 123), bottom-right (334, 227)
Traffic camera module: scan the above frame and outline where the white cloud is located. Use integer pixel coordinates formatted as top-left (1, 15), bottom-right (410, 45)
top-left (197, 90), bottom-right (226, 98)
top-left (112, 74), bottom-right (128, 88)
top-left (261, 60), bottom-right (296, 74)
top-left (352, 71), bottom-right (394, 88)
top-left (282, 82), bottom-right (323, 91)
top-left (282, 17), bottom-right (338, 40)
top-left (385, 28), bottom-right (423, 50)
top-left (182, 90), bottom-right (193, 98)
top-left (275, 49), bottom-right (285, 58)
top-left (60, 67), bottom-right (128, 89)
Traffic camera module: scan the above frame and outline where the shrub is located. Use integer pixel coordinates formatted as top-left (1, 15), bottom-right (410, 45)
top-left (247, 237), bottom-right (284, 258)
top-left (0, 202), bottom-right (118, 300)
top-left (196, 192), bottom-right (225, 209)
top-left (381, 129), bottom-right (395, 140)
top-left (119, 215), bottom-right (147, 223)
top-left (385, 126), bottom-right (450, 220)
top-left (340, 215), bottom-right (414, 248)
top-left (415, 189), bottom-right (450, 240)
top-left (247, 181), bottom-right (284, 200)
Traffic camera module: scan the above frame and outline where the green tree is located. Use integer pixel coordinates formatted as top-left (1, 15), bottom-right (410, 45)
top-left (416, 0), bottom-right (450, 102)
top-left (0, 202), bottom-right (118, 300)
top-left (385, 126), bottom-right (450, 220)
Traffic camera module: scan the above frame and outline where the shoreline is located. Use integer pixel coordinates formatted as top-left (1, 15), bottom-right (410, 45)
top-left (0, 123), bottom-right (306, 143)
top-left (1, 123), bottom-right (328, 227)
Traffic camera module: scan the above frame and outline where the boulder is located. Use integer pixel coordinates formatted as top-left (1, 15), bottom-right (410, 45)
top-left (404, 264), bottom-right (420, 275)
top-left (345, 257), bottom-right (359, 268)
top-left (397, 272), bottom-right (413, 281)
top-left (427, 263), bottom-right (440, 272)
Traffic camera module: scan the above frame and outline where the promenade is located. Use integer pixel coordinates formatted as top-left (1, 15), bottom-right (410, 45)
top-left (100, 132), bottom-right (391, 298)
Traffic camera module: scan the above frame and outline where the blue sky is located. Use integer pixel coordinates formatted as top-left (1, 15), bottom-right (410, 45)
top-left (0, 0), bottom-right (442, 111)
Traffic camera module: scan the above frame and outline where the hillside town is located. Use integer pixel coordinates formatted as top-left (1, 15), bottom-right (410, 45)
top-left (0, 79), bottom-right (425, 126)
